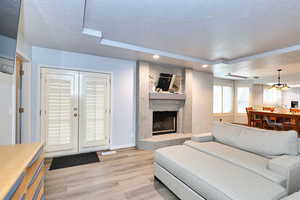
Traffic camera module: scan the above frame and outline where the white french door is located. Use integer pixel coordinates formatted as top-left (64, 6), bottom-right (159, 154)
top-left (41, 68), bottom-right (110, 156)
top-left (41, 69), bottom-right (78, 154)
top-left (79, 72), bottom-right (110, 152)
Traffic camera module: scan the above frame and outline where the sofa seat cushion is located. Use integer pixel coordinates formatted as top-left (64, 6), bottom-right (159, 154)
top-left (184, 141), bottom-right (286, 186)
top-left (155, 145), bottom-right (287, 200)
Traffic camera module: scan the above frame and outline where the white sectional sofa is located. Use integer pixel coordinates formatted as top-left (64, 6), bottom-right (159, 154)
top-left (282, 192), bottom-right (300, 200)
top-left (282, 191), bottom-right (300, 200)
top-left (154, 122), bottom-right (300, 200)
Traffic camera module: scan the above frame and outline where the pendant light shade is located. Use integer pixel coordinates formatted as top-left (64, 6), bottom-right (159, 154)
top-left (270, 69), bottom-right (289, 90)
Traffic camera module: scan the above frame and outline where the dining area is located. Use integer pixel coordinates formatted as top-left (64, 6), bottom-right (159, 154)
top-left (246, 107), bottom-right (300, 136)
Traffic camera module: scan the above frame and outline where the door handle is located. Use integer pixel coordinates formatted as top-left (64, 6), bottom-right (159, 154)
top-left (74, 113), bottom-right (78, 117)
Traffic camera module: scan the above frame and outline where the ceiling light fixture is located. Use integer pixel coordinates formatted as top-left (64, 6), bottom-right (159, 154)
top-left (227, 73), bottom-right (249, 79)
top-left (202, 64), bottom-right (208, 68)
top-left (153, 55), bottom-right (160, 59)
top-left (82, 28), bottom-right (102, 38)
top-left (270, 69), bottom-right (289, 90)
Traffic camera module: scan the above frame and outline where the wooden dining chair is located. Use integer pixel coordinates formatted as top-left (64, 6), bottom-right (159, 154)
top-left (246, 107), bottom-right (253, 126)
top-left (284, 109), bottom-right (300, 133)
top-left (246, 107), bottom-right (262, 127)
top-left (263, 106), bottom-right (277, 122)
top-left (263, 116), bottom-right (284, 130)
top-left (290, 108), bottom-right (300, 113)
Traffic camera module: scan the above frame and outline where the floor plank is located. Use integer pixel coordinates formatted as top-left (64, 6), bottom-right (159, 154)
top-left (45, 149), bottom-right (179, 200)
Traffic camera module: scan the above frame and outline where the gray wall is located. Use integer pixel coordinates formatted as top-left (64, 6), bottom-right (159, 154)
top-left (0, 29), bottom-right (32, 145)
top-left (31, 47), bottom-right (136, 149)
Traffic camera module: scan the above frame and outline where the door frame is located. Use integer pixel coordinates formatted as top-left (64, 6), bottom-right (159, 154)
top-left (15, 52), bottom-right (32, 144)
top-left (15, 56), bottom-right (23, 144)
top-left (40, 66), bottom-right (112, 157)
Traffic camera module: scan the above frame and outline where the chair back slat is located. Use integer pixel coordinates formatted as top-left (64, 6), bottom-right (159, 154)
top-left (263, 107), bottom-right (275, 112)
top-left (246, 107), bottom-right (253, 126)
top-left (290, 108), bottom-right (300, 113)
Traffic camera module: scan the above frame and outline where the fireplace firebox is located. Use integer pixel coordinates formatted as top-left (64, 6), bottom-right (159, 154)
top-left (152, 111), bottom-right (177, 135)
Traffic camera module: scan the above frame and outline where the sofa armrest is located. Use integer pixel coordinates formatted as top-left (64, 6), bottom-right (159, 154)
top-left (268, 155), bottom-right (300, 194)
top-left (281, 191), bottom-right (300, 200)
top-left (191, 133), bottom-right (213, 143)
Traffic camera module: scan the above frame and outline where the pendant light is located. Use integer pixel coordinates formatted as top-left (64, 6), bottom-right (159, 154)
top-left (270, 69), bottom-right (289, 90)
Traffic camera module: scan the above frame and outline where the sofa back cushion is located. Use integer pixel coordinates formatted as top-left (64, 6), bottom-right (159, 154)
top-left (212, 122), bottom-right (243, 146)
top-left (299, 139), bottom-right (300, 154)
top-left (212, 122), bottom-right (299, 156)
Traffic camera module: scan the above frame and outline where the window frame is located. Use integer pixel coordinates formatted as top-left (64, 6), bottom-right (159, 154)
top-left (213, 85), bottom-right (234, 115)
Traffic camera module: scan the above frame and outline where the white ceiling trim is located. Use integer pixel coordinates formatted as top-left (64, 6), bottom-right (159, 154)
top-left (100, 39), bottom-right (216, 64)
top-left (83, 28), bottom-right (300, 66)
top-left (224, 43), bottom-right (300, 64)
top-left (81, 0), bottom-right (300, 66)
top-left (82, 28), bottom-right (102, 38)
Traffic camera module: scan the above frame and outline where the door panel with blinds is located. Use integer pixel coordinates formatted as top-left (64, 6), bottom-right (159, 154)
top-left (41, 68), bottom-right (111, 156)
top-left (41, 69), bottom-right (78, 154)
top-left (79, 72), bottom-right (110, 151)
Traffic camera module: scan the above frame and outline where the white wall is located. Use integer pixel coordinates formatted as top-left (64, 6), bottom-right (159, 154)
top-left (17, 33), bottom-right (32, 59)
top-left (192, 71), bottom-right (213, 133)
top-left (31, 47), bottom-right (136, 149)
top-left (252, 84), bottom-right (264, 106)
top-left (282, 88), bottom-right (300, 108)
top-left (0, 67), bottom-right (14, 145)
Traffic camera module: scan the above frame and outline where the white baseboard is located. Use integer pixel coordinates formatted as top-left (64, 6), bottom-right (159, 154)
top-left (110, 143), bottom-right (135, 150)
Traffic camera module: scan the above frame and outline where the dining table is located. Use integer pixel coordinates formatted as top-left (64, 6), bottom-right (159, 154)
top-left (248, 110), bottom-right (300, 134)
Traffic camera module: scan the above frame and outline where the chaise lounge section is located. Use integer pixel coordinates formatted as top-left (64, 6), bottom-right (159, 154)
top-left (154, 122), bottom-right (300, 200)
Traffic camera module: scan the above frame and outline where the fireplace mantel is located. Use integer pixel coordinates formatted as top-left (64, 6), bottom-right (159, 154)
top-left (150, 100), bottom-right (184, 111)
top-left (149, 92), bottom-right (186, 101)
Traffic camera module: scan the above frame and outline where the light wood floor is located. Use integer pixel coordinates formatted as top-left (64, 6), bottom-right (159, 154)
top-left (45, 148), bottom-right (179, 200)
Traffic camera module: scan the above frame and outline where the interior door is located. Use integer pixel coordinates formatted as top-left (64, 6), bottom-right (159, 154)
top-left (41, 68), bottom-right (79, 155)
top-left (79, 72), bottom-right (110, 152)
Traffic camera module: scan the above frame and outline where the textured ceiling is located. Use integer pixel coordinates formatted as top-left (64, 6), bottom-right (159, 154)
top-left (0, 0), bottom-right (21, 38)
top-left (23, 0), bottom-right (300, 80)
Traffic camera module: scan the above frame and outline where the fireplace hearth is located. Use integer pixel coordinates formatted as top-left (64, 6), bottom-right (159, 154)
top-left (152, 111), bottom-right (177, 135)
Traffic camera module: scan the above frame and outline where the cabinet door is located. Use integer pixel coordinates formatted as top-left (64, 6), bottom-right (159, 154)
top-left (41, 69), bottom-right (79, 154)
top-left (79, 72), bottom-right (110, 152)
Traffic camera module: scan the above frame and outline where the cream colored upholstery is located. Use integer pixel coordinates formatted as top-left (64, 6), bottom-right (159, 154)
top-left (269, 156), bottom-right (300, 194)
top-left (155, 145), bottom-right (287, 200)
top-left (154, 163), bottom-right (205, 200)
top-left (213, 122), bottom-right (299, 156)
top-left (191, 133), bottom-right (214, 143)
top-left (184, 141), bottom-right (286, 186)
top-left (281, 191), bottom-right (300, 200)
top-left (154, 123), bottom-right (300, 200)
top-left (298, 139), bottom-right (300, 154)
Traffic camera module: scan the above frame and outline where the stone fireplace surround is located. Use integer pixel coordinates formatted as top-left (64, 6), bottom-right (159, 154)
top-left (136, 61), bottom-right (193, 149)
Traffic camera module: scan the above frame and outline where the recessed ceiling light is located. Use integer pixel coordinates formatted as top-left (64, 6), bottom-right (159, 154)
top-left (153, 55), bottom-right (160, 59)
top-left (202, 64), bottom-right (208, 68)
